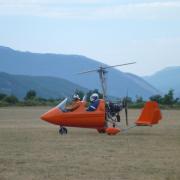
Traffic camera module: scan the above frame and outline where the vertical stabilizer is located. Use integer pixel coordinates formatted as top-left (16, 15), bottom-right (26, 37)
top-left (135, 101), bottom-right (162, 126)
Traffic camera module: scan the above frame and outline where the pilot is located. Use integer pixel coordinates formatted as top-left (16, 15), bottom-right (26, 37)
top-left (65, 94), bottom-right (81, 111)
top-left (86, 93), bottom-right (100, 111)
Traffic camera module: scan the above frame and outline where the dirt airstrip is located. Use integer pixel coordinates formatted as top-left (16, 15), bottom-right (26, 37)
top-left (0, 107), bottom-right (180, 180)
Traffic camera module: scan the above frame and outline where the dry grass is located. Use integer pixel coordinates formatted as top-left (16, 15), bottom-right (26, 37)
top-left (0, 107), bottom-right (180, 180)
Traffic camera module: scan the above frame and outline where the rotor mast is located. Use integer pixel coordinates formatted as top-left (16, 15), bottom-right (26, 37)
top-left (98, 67), bottom-right (108, 100)
top-left (77, 62), bottom-right (136, 100)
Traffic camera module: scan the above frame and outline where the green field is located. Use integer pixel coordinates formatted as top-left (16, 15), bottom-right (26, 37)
top-left (0, 107), bottom-right (180, 180)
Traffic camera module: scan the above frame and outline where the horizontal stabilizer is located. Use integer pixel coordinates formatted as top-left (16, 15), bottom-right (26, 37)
top-left (135, 101), bottom-right (162, 126)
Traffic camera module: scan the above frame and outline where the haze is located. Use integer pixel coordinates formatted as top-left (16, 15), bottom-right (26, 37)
top-left (0, 0), bottom-right (180, 76)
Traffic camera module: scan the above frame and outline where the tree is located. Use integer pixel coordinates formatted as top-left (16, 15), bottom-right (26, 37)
top-left (74, 89), bottom-right (85, 100)
top-left (135, 96), bottom-right (144, 103)
top-left (125, 96), bottom-right (133, 104)
top-left (149, 94), bottom-right (162, 104)
top-left (24, 90), bottom-right (37, 100)
top-left (3, 95), bottom-right (18, 104)
top-left (0, 93), bottom-right (7, 100)
top-left (174, 97), bottom-right (180, 104)
top-left (162, 89), bottom-right (174, 105)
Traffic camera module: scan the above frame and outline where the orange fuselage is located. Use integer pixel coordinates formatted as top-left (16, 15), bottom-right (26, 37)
top-left (41, 100), bottom-right (106, 129)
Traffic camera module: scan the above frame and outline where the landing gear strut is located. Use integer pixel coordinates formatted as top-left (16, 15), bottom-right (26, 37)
top-left (116, 114), bottom-right (121, 122)
top-left (59, 126), bottom-right (68, 135)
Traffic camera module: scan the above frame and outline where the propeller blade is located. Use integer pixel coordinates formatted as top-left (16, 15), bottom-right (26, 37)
top-left (125, 104), bottom-right (128, 126)
top-left (123, 96), bottom-right (128, 126)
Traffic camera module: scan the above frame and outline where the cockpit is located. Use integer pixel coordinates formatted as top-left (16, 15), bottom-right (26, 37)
top-left (56, 96), bottom-right (102, 113)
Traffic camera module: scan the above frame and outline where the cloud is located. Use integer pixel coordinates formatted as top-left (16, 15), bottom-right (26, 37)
top-left (0, 1), bottom-right (180, 20)
top-left (94, 2), bottom-right (180, 20)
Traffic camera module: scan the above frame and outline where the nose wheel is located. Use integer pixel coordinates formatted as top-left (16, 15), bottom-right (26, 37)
top-left (59, 126), bottom-right (68, 135)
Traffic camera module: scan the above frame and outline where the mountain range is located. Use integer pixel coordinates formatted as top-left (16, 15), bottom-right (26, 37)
top-left (0, 46), bottom-right (160, 99)
top-left (144, 67), bottom-right (180, 97)
top-left (0, 72), bottom-right (87, 99)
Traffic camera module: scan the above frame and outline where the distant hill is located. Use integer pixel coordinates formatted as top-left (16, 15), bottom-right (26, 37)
top-left (0, 46), bottom-right (159, 98)
top-left (125, 73), bottom-right (161, 95)
top-left (0, 72), bottom-right (87, 99)
top-left (144, 67), bottom-right (180, 97)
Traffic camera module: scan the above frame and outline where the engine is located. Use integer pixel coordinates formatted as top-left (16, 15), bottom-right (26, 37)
top-left (107, 102), bottom-right (123, 116)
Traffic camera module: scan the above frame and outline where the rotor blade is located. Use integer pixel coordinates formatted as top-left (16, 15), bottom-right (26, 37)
top-left (103, 62), bottom-right (136, 70)
top-left (76, 62), bottom-right (136, 75)
top-left (76, 68), bottom-right (100, 75)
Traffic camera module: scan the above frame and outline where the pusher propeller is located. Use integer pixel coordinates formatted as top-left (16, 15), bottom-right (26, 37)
top-left (123, 95), bottom-right (129, 126)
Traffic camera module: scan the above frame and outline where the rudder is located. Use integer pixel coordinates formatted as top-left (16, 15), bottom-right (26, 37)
top-left (135, 101), bottom-right (162, 126)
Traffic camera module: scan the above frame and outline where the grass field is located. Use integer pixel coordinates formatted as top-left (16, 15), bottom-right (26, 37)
top-left (0, 107), bottom-right (180, 180)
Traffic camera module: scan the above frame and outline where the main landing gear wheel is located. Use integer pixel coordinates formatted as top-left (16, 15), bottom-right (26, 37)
top-left (59, 127), bottom-right (68, 135)
top-left (97, 128), bottom-right (106, 133)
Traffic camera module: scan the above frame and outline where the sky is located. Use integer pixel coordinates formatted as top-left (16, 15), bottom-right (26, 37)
top-left (0, 0), bottom-right (180, 76)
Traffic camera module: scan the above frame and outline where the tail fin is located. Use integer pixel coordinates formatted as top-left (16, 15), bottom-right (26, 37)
top-left (135, 101), bottom-right (162, 126)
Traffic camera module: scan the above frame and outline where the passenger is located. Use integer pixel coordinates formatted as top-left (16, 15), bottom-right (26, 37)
top-left (66, 94), bottom-right (81, 111)
top-left (86, 93), bottom-right (100, 111)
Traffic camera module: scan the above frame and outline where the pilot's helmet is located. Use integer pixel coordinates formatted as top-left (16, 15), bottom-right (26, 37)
top-left (90, 93), bottom-right (99, 102)
top-left (73, 94), bottom-right (80, 100)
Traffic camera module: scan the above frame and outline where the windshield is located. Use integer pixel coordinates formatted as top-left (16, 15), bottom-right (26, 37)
top-left (56, 98), bottom-right (68, 111)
